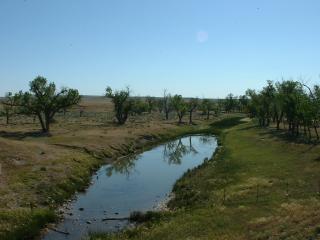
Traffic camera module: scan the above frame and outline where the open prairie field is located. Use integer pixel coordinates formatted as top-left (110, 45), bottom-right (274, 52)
top-left (0, 96), bottom-right (226, 239)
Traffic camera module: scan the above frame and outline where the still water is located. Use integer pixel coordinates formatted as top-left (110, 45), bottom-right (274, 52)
top-left (43, 135), bottom-right (217, 240)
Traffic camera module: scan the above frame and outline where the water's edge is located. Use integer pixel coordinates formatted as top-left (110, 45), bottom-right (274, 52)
top-left (41, 133), bottom-right (217, 240)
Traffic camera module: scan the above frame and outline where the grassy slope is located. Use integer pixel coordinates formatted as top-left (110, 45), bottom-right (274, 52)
top-left (92, 117), bottom-right (320, 240)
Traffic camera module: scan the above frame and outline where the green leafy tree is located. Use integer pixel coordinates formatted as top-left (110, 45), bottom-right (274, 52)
top-left (225, 93), bottom-right (236, 112)
top-left (272, 85), bottom-right (284, 130)
top-left (260, 80), bottom-right (276, 126)
top-left (1, 92), bottom-right (16, 124)
top-left (156, 98), bottom-right (164, 113)
top-left (187, 98), bottom-right (199, 124)
top-left (277, 81), bottom-right (302, 133)
top-left (245, 79), bottom-right (320, 139)
top-left (163, 89), bottom-right (173, 120)
top-left (145, 96), bottom-right (156, 113)
top-left (131, 98), bottom-right (149, 115)
top-left (200, 99), bottom-right (213, 120)
top-left (14, 76), bottom-right (80, 132)
top-left (106, 86), bottom-right (133, 124)
top-left (302, 84), bottom-right (320, 139)
top-left (171, 94), bottom-right (187, 123)
top-left (238, 95), bottom-right (249, 113)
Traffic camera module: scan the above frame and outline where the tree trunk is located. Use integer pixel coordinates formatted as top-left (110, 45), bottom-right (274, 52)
top-left (272, 113), bottom-right (276, 123)
top-left (314, 125), bottom-right (319, 140)
top-left (189, 111), bottom-right (193, 124)
top-left (37, 113), bottom-right (46, 132)
top-left (291, 122), bottom-right (295, 135)
top-left (45, 121), bottom-right (50, 132)
top-left (206, 111), bottom-right (209, 120)
top-left (308, 126), bottom-right (312, 140)
top-left (276, 112), bottom-right (283, 130)
top-left (44, 114), bottom-right (50, 133)
top-left (288, 122), bottom-right (292, 133)
top-left (116, 111), bottom-right (127, 125)
top-left (178, 112), bottom-right (183, 124)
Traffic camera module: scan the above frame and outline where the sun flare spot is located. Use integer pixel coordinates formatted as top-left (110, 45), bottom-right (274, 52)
top-left (196, 31), bottom-right (209, 43)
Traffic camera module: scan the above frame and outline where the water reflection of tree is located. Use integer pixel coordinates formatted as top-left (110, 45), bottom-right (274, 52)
top-left (199, 135), bottom-right (215, 145)
top-left (105, 136), bottom-right (215, 177)
top-left (188, 136), bottom-right (198, 155)
top-left (106, 155), bottom-right (140, 177)
top-left (163, 136), bottom-right (198, 165)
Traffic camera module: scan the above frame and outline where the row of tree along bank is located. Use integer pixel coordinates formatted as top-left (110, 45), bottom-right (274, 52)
top-left (1, 76), bottom-right (247, 133)
top-left (243, 80), bottom-right (320, 140)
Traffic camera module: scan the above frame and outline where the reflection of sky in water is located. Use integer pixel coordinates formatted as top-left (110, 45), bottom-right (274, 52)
top-left (43, 135), bottom-right (217, 240)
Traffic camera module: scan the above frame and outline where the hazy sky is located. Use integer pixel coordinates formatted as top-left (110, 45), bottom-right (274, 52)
top-left (1, 0), bottom-right (320, 97)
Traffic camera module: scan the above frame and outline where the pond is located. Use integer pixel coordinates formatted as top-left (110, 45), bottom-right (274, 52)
top-left (43, 134), bottom-right (217, 240)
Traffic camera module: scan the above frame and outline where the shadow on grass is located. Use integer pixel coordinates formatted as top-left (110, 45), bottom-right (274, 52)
top-left (238, 125), bottom-right (257, 131)
top-left (210, 116), bottom-right (245, 132)
top-left (256, 126), bottom-right (319, 146)
top-left (0, 130), bottom-right (50, 140)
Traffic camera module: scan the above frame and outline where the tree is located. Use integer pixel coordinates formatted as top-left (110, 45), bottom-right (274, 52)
top-left (187, 98), bottom-right (199, 124)
top-left (244, 79), bottom-right (320, 139)
top-left (171, 94), bottom-right (187, 123)
top-left (163, 89), bottom-right (173, 120)
top-left (245, 89), bottom-right (258, 118)
top-left (245, 81), bottom-right (277, 127)
top-left (225, 93), bottom-right (237, 112)
top-left (238, 95), bottom-right (249, 113)
top-left (312, 85), bottom-right (320, 139)
top-left (301, 84), bottom-right (320, 139)
top-left (14, 76), bottom-right (80, 132)
top-left (272, 85), bottom-right (284, 130)
top-left (260, 80), bottom-right (276, 126)
top-left (297, 92), bottom-right (313, 139)
top-left (1, 92), bottom-right (16, 124)
top-left (200, 99), bottom-right (213, 120)
top-left (145, 96), bottom-right (156, 113)
top-left (156, 98), bottom-right (164, 113)
top-left (106, 86), bottom-right (133, 124)
top-left (277, 81), bottom-right (302, 133)
top-left (131, 98), bottom-right (148, 115)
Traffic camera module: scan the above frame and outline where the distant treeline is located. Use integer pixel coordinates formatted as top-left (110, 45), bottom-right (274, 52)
top-left (1, 76), bottom-right (248, 132)
top-left (8, 76), bottom-right (319, 138)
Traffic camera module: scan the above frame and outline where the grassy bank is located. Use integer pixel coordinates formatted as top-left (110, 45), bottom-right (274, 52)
top-left (0, 111), bottom-right (234, 239)
top-left (91, 117), bottom-right (320, 240)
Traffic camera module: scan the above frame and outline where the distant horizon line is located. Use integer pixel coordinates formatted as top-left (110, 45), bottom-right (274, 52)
top-left (0, 94), bottom-right (224, 100)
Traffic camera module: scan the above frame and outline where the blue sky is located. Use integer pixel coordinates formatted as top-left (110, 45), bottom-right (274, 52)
top-left (1, 0), bottom-right (320, 97)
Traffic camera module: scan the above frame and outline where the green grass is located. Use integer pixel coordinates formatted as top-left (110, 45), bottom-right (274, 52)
top-left (0, 208), bottom-right (56, 240)
top-left (0, 152), bottom-right (101, 240)
top-left (90, 117), bottom-right (320, 240)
